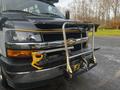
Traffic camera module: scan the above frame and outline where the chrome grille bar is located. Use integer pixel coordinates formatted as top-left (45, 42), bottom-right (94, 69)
top-left (7, 37), bottom-right (88, 49)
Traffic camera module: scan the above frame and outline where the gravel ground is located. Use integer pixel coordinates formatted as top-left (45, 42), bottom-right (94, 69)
top-left (0, 37), bottom-right (120, 90)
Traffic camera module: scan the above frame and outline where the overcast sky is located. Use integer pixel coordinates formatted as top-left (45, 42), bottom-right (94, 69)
top-left (55, 0), bottom-right (73, 7)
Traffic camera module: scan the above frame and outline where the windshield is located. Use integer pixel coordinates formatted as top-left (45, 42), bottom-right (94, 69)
top-left (1, 0), bottom-right (64, 18)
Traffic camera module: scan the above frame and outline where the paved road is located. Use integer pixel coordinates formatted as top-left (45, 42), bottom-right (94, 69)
top-left (0, 37), bottom-right (120, 90)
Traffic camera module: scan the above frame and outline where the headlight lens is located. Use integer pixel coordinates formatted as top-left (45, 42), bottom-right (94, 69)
top-left (5, 30), bottom-right (42, 43)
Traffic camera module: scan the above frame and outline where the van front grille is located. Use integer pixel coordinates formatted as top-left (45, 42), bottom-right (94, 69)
top-left (42, 32), bottom-right (86, 42)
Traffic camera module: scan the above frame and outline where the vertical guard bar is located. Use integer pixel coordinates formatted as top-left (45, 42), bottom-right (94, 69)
top-left (62, 22), bottom-right (73, 75)
top-left (92, 25), bottom-right (96, 63)
top-left (81, 29), bottom-right (83, 51)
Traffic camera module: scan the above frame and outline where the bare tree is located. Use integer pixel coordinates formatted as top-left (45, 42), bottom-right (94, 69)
top-left (69, 0), bottom-right (120, 28)
top-left (111, 0), bottom-right (120, 20)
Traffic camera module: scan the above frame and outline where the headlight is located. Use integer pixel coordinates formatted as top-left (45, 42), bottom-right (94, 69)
top-left (5, 30), bottom-right (42, 43)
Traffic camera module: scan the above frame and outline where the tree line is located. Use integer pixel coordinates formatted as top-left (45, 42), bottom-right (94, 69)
top-left (70, 0), bottom-right (120, 29)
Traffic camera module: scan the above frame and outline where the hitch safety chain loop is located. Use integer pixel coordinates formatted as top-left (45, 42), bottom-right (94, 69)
top-left (31, 52), bottom-right (44, 70)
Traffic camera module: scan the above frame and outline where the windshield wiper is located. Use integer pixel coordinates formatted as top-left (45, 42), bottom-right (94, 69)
top-left (40, 13), bottom-right (62, 18)
top-left (3, 10), bottom-right (40, 16)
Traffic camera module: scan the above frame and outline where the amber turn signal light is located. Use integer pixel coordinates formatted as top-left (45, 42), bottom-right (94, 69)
top-left (7, 49), bottom-right (33, 57)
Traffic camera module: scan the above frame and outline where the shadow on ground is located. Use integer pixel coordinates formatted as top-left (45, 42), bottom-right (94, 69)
top-left (0, 77), bottom-right (68, 90)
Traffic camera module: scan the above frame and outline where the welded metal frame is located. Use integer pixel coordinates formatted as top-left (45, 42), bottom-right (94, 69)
top-left (62, 22), bottom-right (96, 77)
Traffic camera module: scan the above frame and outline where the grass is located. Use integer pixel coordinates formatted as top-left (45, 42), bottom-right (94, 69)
top-left (89, 29), bottom-right (120, 37)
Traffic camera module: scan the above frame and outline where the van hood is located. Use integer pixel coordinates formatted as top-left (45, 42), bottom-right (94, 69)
top-left (1, 11), bottom-right (99, 30)
top-left (11, 19), bottom-right (99, 32)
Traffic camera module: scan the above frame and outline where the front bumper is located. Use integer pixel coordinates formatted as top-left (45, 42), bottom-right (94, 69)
top-left (3, 63), bottom-right (97, 89)
top-left (0, 48), bottom-right (99, 89)
top-left (2, 64), bottom-right (64, 89)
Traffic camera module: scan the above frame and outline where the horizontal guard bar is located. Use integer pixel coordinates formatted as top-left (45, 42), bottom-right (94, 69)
top-left (7, 37), bottom-right (88, 46)
top-left (69, 50), bottom-right (93, 59)
top-left (69, 48), bottom-right (99, 59)
top-left (36, 47), bottom-right (74, 54)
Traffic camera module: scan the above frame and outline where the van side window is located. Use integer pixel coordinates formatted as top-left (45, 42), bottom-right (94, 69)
top-left (48, 6), bottom-right (57, 14)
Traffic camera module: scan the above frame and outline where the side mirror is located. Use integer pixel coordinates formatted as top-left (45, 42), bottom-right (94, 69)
top-left (0, 17), bottom-right (8, 30)
top-left (65, 10), bottom-right (70, 19)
